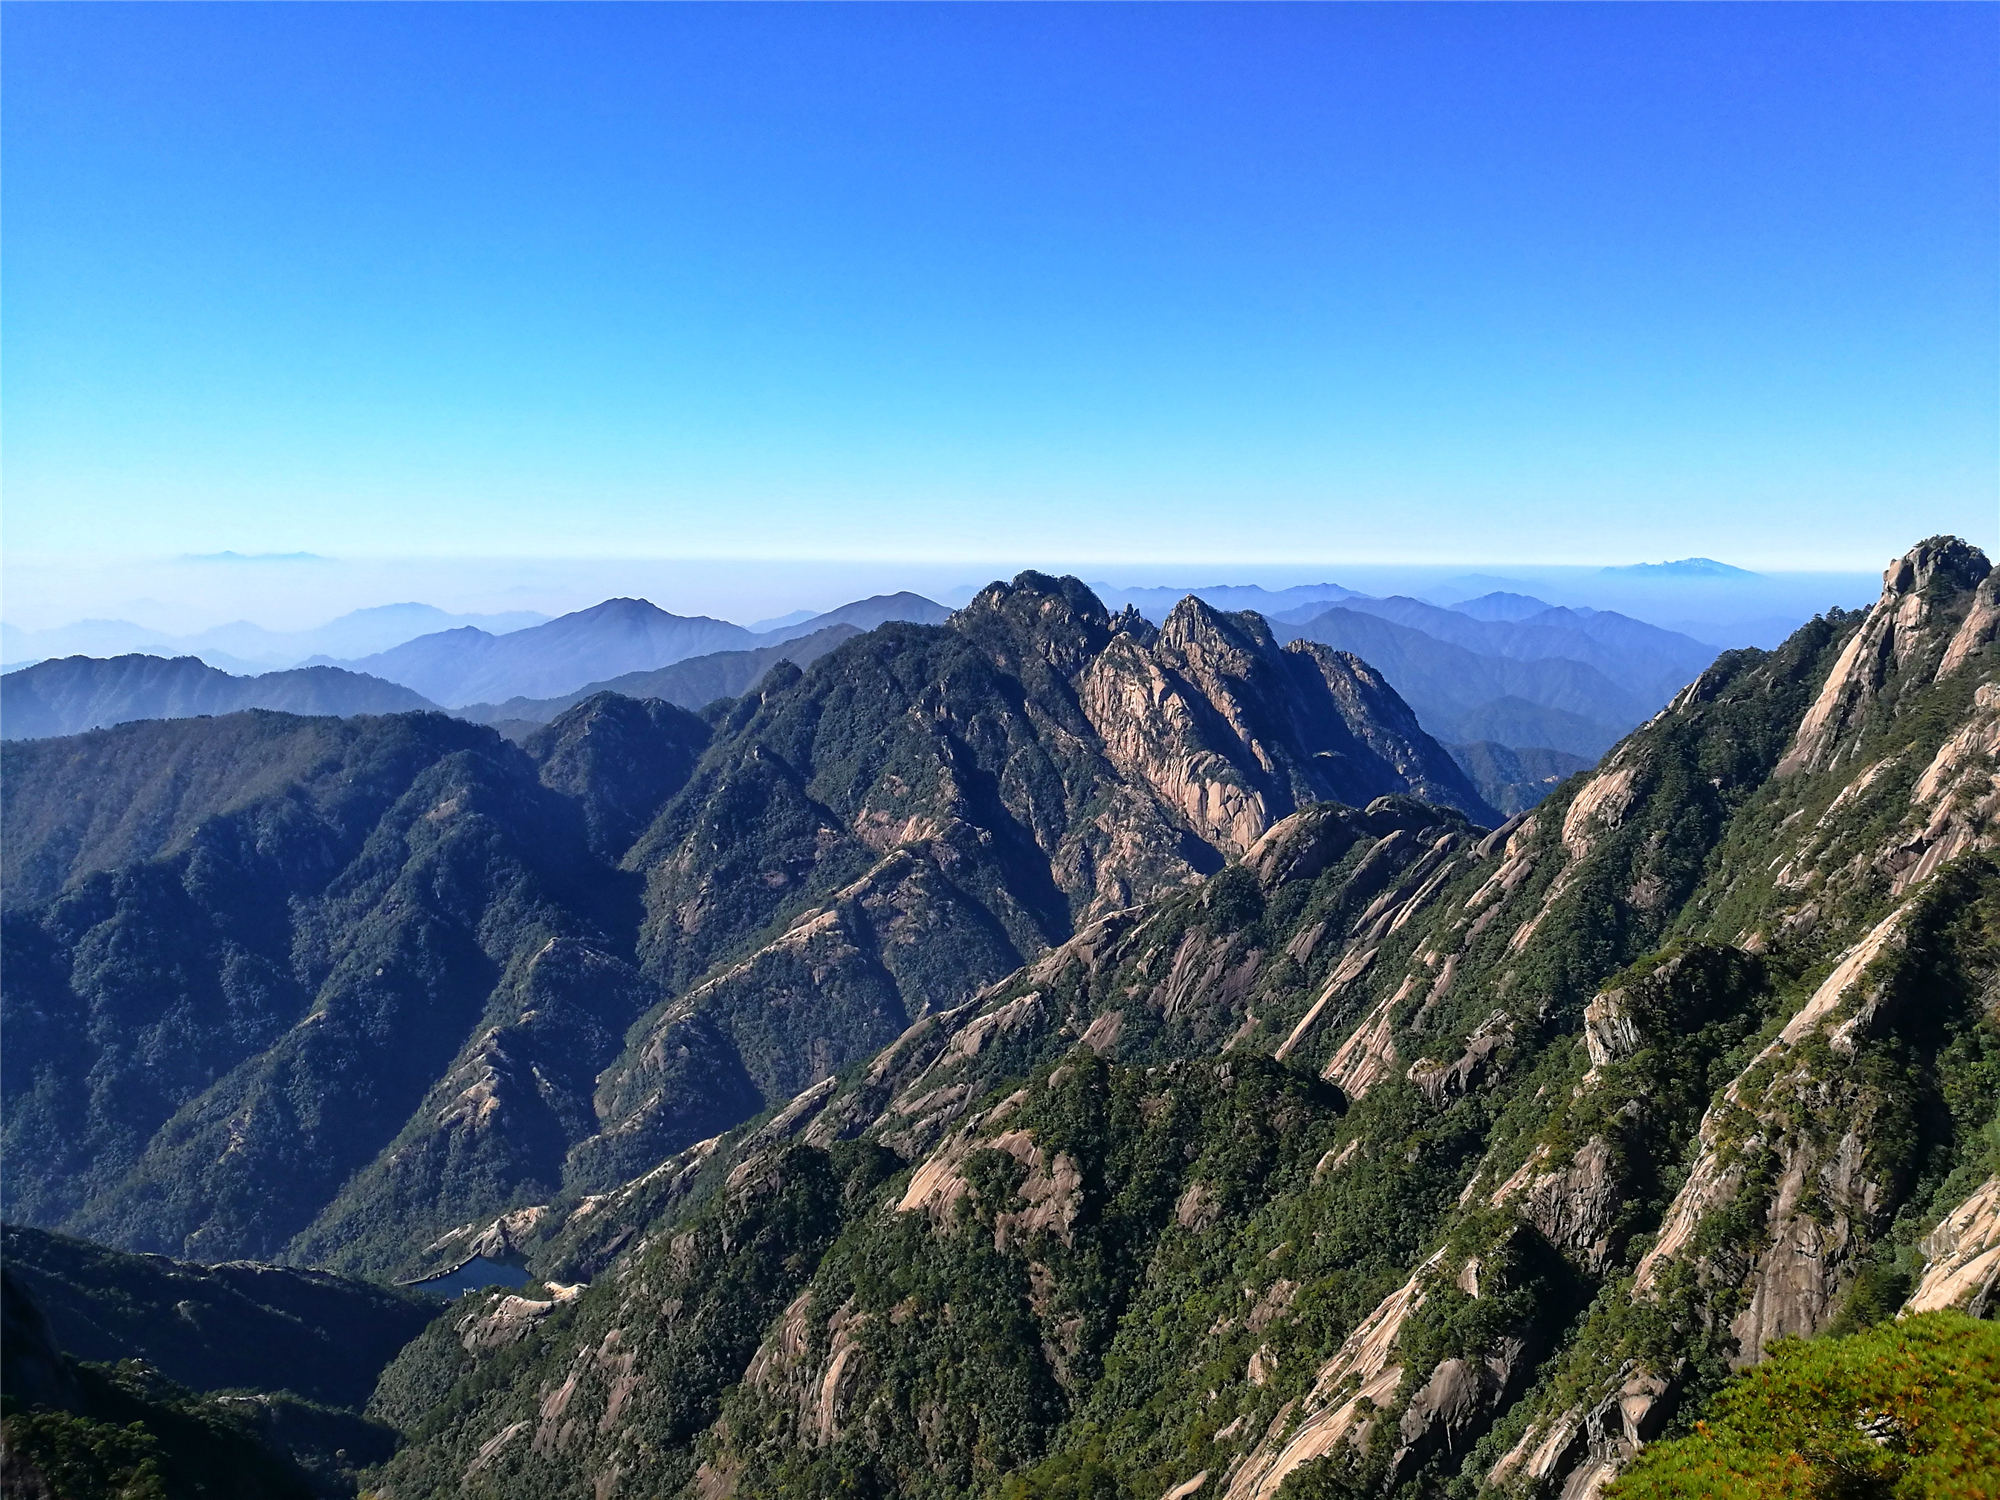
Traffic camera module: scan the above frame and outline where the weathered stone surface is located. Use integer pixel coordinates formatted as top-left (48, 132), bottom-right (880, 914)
top-left (1221, 1254), bottom-right (1438, 1500)
top-left (1494, 1138), bottom-right (1621, 1272)
top-left (1581, 989), bottom-right (1640, 1072)
top-left (1907, 1174), bottom-right (2000, 1316)
top-left (1407, 1012), bottom-right (1514, 1107)
top-left (1390, 1334), bottom-right (1534, 1481)
top-left (1779, 536), bottom-right (1993, 777)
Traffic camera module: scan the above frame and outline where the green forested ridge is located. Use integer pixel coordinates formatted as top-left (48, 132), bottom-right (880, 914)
top-left (2, 574), bottom-right (1490, 1282)
top-left (519, 692), bottom-right (713, 859)
top-left (1, 1362), bottom-right (318, 1500)
top-left (359, 538), bottom-right (2000, 1500)
top-left (2, 706), bottom-right (644, 1272)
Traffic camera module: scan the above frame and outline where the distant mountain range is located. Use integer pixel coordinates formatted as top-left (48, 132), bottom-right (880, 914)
top-left (0, 596), bottom-right (950, 745)
top-left (455, 624), bottom-right (864, 732)
top-left (1285, 592), bottom-right (1714, 696)
top-left (326, 591), bottom-right (952, 708)
top-left (0, 655), bottom-right (438, 740)
top-left (327, 599), bottom-right (758, 706)
top-left (0, 603), bottom-right (548, 675)
top-left (1288, 609), bottom-right (1633, 756)
top-left (1091, 581), bottom-right (1361, 620)
top-left (1272, 593), bottom-right (1713, 758)
top-left (1601, 555), bottom-right (1758, 578)
top-left (1447, 589), bottom-right (1558, 621)
top-left (764, 590), bottom-right (953, 639)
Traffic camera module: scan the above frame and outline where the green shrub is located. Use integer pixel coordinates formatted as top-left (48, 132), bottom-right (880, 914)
top-left (1609, 1312), bottom-right (2000, 1500)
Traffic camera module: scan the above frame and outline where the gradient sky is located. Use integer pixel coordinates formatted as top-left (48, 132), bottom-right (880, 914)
top-left (5, 2), bottom-right (1996, 583)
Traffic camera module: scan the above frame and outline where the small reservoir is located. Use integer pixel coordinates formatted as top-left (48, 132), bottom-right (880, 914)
top-left (405, 1255), bottom-right (532, 1300)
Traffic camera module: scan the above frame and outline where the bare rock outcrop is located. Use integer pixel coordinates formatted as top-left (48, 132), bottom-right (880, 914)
top-left (1890, 678), bottom-right (2000, 896)
top-left (1492, 1138), bottom-right (1622, 1272)
top-left (1241, 804), bottom-right (1365, 891)
top-left (1939, 567), bottom-right (2000, 678)
top-left (1390, 1333), bottom-right (1537, 1482)
top-left (1076, 597), bottom-right (1494, 859)
top-left (1581, 988), bottom-right (1641, 1073)
top-left (1779, 536), bottom-right (1993, 777)
top-left (1407, 1012), bottom-right (1514, 1107)
top-left (1634, 905), bottom-right (1909, 1307)
top-left (1906, 1173), bottom-right (2000, 1316)
top-left (1222, 1254), bottom-right (1438, 1500)
top-left (1493, 1365), bottom-right (1675, 1500)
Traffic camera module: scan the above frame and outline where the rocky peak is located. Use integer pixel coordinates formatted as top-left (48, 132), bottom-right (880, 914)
top-left (1109, 603), bottom-right (1158, 646)
top-left (956, 571), bottom-right (1113, 673)
top-left (1778, 535), bottom-right (1994, 776)
top-left (1074, 592), bottom-right (1494, 847)
top-left (1150, 598), bottom-right (1298, 764)
top-left (1885, 535), bottom-right (1991, 601)
top-left (1157, 594), bottom-right (1279, 661)
top-left (1241, 804), bottom-right (1367, 890)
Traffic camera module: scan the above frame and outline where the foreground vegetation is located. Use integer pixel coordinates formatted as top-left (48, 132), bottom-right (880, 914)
top-left (1610, 1313), bottom-right (2000, 1500)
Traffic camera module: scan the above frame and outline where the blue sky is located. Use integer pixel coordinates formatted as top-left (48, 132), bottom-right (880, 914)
top-left (4, 2), bottom-right (1995, 597)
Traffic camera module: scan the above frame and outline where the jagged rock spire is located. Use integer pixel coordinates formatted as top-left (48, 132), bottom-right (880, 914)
top-left (1777, 535), bottom-right (1993, 776)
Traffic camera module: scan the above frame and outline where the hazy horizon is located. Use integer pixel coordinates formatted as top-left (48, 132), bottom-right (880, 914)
top-left (0, 548), bottom-right (1890, 641)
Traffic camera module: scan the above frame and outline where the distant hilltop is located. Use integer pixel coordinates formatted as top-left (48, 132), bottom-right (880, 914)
top-left (1600, 557), bottom-right (1760, 579)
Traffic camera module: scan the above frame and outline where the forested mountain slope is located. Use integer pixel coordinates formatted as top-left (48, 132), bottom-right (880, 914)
top-left (3, 1265), bottom-right (347, 1500)
top-left (1, 707), bottom-right (682, 1273)
top-left (1, 575), bottom-right (1487, 1282)
top-left (364, 537), bottom-right (2000, 1500)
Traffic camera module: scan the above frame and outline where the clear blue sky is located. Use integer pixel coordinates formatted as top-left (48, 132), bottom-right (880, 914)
top-left (5, 2), bottom-right (1995, 576)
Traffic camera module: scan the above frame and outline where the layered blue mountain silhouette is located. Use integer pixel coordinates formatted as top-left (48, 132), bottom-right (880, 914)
top-left (0, 603), bottom-right (548, 675)
top-left (1277, 593), bottom-right (1713, 758)
top-left (0, 655), bottom-right (438, 740)
top-left (327, 592), bottom-right (952, 707)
